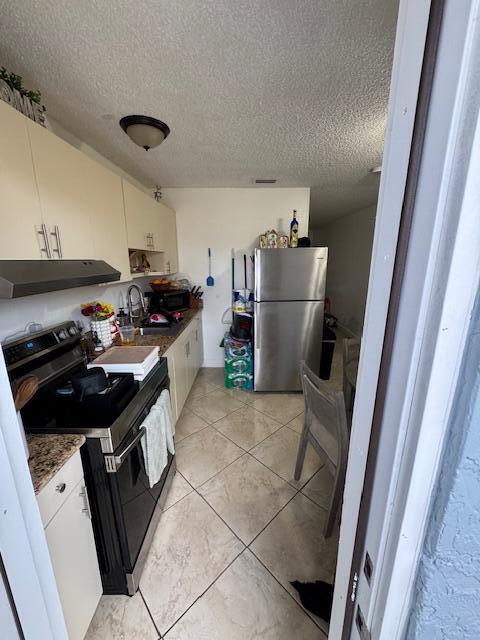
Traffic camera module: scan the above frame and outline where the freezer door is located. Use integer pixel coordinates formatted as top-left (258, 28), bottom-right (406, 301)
top-left (254, 247), bottom-right (328, 301)
top-left (254, 300), bottom-right (324, 391)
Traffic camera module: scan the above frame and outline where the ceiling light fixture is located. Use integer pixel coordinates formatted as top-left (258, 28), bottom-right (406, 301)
top-left (119, 115), bottom-right (170, 151)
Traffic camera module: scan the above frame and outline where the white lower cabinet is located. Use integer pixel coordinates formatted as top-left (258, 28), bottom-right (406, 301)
top-left (38, 450), bottom-right (101, 640)
top-left (165, 314), bottom-right (203, 423)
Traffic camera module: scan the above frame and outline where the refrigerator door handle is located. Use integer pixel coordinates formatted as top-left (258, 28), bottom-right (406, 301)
top-left (254, 304), bottom-right (260, 350)
top-left (254, 251), bottom-right (260, 301)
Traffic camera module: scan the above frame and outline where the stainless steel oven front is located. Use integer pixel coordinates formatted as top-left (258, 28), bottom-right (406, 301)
top-left (81, 360), bottom-right (175, 595)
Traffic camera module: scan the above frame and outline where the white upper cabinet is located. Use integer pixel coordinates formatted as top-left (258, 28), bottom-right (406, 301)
top-left (27, 120), bottom-right (96, 260)
top-left (85, 164), bottom-right (131, 280)
top-left (0, 100), bottom-right (45, 259)
top-left (0, 101), bottom-right (176, 276)
top-left (155, 202), bottom-right (179, 274)
top-left (122, 179), bottom-right (154, 251)
top-left (123, 179), bottom-right (178, 273)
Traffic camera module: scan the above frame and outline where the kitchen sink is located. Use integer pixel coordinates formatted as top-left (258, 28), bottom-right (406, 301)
top-left (139, 323), bottom-right (184, 337)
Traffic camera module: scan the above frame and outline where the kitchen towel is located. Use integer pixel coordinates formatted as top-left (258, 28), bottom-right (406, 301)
top-left (141, 389), bottom-right (175, 488)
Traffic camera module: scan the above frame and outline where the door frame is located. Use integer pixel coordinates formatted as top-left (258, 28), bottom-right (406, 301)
top-left (331, 0), bottom-right (480, 638)
top-left (328, 0), bottom-right (433, 635)
top-left (364, 0), bottom-right (480, 636)
top-left (0, 348), bottom-right (68, 639)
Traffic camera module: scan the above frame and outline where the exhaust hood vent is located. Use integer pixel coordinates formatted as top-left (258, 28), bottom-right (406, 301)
top-left (0, 260), bottom-right (121, 299)
top-left (255, 179), bottom-right (277, 184)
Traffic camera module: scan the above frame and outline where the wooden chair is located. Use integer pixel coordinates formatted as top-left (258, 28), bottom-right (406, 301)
top-left (342, 338), bottom-right (360, 426)
top-left (294, 361), bottom-right (350, 538)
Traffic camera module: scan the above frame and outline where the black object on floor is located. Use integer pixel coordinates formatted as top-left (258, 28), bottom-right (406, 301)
top-left (290, 580), bottom-right (334, 623)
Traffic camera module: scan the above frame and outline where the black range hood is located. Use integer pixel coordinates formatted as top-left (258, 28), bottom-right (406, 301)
top-left (0, 260), bottom-right (121, 298)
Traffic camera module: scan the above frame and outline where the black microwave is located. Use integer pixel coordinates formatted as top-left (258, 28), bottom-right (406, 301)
top-left (147, 288), bottom-right (190, 313)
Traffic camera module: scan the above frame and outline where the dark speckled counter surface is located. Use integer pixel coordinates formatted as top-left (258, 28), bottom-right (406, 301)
top-left (114, 308), bottom-right (201, 354)
top-left (27, 434), bottom-right (85, 495)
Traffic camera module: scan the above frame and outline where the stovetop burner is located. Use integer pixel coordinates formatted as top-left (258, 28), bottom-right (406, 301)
top-left (55, 375), bottom-right (124, 398)
top-left (54, 371), bottom-right (138, 428)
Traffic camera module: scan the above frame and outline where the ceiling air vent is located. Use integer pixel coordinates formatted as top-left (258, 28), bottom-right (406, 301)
top-left (255, 179), bottom-right (277, 184)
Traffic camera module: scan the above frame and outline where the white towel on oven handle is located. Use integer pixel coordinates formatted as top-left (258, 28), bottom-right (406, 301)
top-left (141, 389), bottom-right (175, 488)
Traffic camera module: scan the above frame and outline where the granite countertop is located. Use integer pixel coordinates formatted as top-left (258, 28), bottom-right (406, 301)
top-left (113, 308), bottom-right (201, 354)
top-left (27, 434), bottom-right (86, 495)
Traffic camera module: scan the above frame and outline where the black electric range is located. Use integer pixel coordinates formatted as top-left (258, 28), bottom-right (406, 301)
top-left (4, 321), bottom-right (175, 595)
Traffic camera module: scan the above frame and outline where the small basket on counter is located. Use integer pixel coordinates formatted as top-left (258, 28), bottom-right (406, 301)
top-left (149, 278), bottom-right (184, 292)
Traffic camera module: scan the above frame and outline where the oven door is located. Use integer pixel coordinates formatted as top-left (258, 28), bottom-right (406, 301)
top-left (107, 377), bottom-right (173, 592)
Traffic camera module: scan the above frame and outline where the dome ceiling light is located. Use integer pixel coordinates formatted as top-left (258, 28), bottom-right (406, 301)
top-left (119, 115), bottom-right (170, 151)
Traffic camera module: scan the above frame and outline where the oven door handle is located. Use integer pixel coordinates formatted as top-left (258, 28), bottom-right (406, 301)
top-left (105, 427), bottom-right (146, 472)
top-left (115, 426), bottom-right (146, 465)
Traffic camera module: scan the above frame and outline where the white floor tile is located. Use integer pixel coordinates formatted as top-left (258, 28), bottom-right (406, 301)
top-left (251, 493), bottom-right (338, 604)
top-left (140, 492), bottom-right (244, 636)
top-left (286, 412), bottom-right (304, 434)
top-left (164, 550), bottom-right (323, 640)
top-left (198, 454), bottom-right (295, 544)
top-left (212, 405), bottom-right (282, 450)
top-left (301, 466), bottom-right (334, 510)
top-left (250, 425), bottom-right (323, 488)
top-left (195, 367), bottom-right (224, 388)
top-left (174, 407), bottom-right (209, 442)
top-left (186, 388), bottom-right (245, 424)
top-left (162, 471), bottom-right (193, 512)
top-left (84, 593), bottom-right (158, 640)
top-left (187, 378), bottom-right (218, 400)
top-left (176, 426), bottom-right (244, 487)
top-left (248, 392), bottom-right (305, 424)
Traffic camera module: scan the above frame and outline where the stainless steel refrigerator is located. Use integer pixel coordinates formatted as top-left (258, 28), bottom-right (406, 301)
top-left (254, 247), bottom-right (328, 391)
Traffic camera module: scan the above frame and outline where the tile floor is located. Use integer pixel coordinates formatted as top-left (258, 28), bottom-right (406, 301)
top-left (86, 346), bottom-right (345, 639)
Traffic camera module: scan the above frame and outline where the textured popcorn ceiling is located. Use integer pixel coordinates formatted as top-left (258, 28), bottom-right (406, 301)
top-left (0, 0), bottom-right (398, 224)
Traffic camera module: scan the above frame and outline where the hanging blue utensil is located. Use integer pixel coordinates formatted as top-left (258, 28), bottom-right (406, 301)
top-left (207, 248), bottom-right (214, 286)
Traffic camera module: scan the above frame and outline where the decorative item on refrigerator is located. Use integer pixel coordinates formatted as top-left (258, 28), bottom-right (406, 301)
top-left (289, 210), bottom-right (299, 248)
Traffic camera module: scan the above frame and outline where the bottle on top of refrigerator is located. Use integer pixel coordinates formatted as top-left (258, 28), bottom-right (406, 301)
top-left (290, 210), bottom-right (299, 247)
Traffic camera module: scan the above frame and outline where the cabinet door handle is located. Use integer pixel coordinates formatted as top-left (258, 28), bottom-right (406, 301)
top-left (195, 330), bottom-right (198, 341)
top-left (166, 260), bottom-right (171, 273)
top-left (38, 224), bottom-right (52, 258)
top-left (146, 232), bottom-right (154, 250)
top-left (79, 485), bottom-right (92, 519)
top-left (51, 225), bottom-right (62, 258)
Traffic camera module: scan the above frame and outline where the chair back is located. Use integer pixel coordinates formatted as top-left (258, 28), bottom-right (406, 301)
top-left (343, 338), bottom-right (360, 420)
top-left (299, 361), bottom-right (349, 472)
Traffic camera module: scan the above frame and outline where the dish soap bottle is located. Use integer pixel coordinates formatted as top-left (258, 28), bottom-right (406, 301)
top-left (290, 210), bottom-right (299, 248)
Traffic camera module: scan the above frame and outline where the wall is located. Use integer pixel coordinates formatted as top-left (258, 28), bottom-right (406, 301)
top-left (0, 279), bottom-right (151, 342)
top-left (162, 187), bottom-right (310, 366)
top-left (406, 300), bottom-right (480, 640)
top-left (312, 204), bottom-right (376, 336)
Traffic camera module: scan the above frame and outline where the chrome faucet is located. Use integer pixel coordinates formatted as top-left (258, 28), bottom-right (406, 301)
top-left (126, 284), bottom-right (146, 324)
